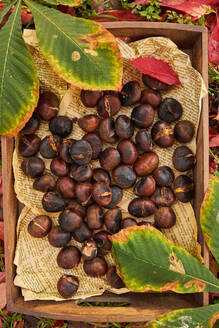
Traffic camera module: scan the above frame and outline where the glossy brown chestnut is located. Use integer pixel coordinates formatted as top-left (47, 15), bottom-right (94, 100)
top-left (48, 226), bottom-right (71, 247)
top-left (140, 89), bottom-right (161, 108)
top-left (18, 134), bottom-right (41, 157)
top-left (21, 157), bottom-right (45, 178)
top-left (112, 165), bottom-right (136, 189)
top-left (128, 198), bottom-right (156, 218)
top-left (97, 95), bottom-right (121, 118)
top-left (115, 115), bottom-right (134, 139)
top-left (42, 192), bottom-right (65, 212)
top-left (80, 90), bottom-right (103, 107)
top-left (150, 187), bottom-right (175, 207)
top-left (174, 175), bottom-right (194, 203)
top-left (71, 140), bottom-right (92, 165)
top-left (158, 98), bottom-right (183, 123)
top-left (59, 139), bottom-right (75, 164)
top-left (119, 81), bottom-right (141, 106)
top-left (37, 92), bottom-right (59, 121)
top-left (78, 114), bottom-right (100, 133)
top-left (81, 240), bottom-right (98, 260)
top-left (131, 104), bottom-right (155, 129)
top-left (50, 158), bottom-right (69, 177)
top-left (49, 116), bottom-right (73, 138)
top-left (92, 168), bottom-right (111, 185)
top-left (72, 222), bottom-right (92, 243)
top-left (135, 130), bottom-right (153, 153)
top-left (134, 175), bottom-right (156, 197)
top-left (99, 147), bottom-right (121, 171)
top-left (106, 266), bottom-right (125, 289)
top-left (134, 152), bottom-right (159, 176)
top-left (83, 257), bottom-right (108, 277)
top-left (58, 209), bottom-right (83, 232)
top-left (57, 275), bottom-right (79, 298)
top-left (154, 207), bottom-right (176, 228)
top-left (86, 204), bottom-right (103, 230)
top-left (117, 140), bottom-right (137, 165)
top-left (153, 166), bottom-right (175, 187)
top-left (39, 135), bottom-right (62, 159)
top-left (75, 183), bottom-right (92, 206)
top-left (142, 75), bottom-right (170, 91)
top-left (71, 163), bottom-right (93, 182)
top-left (56, 177), bottom-right (76, 199)
top-left (65, 199), bottom-right (86, 218)
top-left (104, 208), bottom-right (122, 234)
top-left (105, 185), bottom-right (123, 209)
top-left (93, 231), bottom-right (112, 254)
top-left (82, 133), bottom-right (102, 160)
top-left (174, 120), bottom-right (195, 143)
top-left (33, 174), bottom-right (56, 192)
top-left (121, 218), bottom-right (137, 229)
top-left (57, 246), bottom-right (81, 269)
top-left (151, 121), bottom-right (174, 148)
top-left (21, 114), bottom-right (40, 135)
top-left (92, 182), bottom-right (112, 207)
top-left (99, 118), bottom-right (118, 144)
top-left (173, 146), bottom-right (196, 172)
top-left (28, 215), bottom-right (52, 238)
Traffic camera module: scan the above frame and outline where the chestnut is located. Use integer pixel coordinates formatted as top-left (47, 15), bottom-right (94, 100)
top-left (83, 257), bottom-right (108, 277)
top-left (174, 120), bottom-right (195, 143)
top-left (57, 246), bottom-right (81, 269)
top-left (104, 90), bottom-right (119, 97)
top-left (58, 209), bottom-right (83, 232)
top-left (93, 231), bottom-right (112, 254)
top-left (92, 182), bottom-right (112, 207)
top-left (158, 98), bottom-right (182, 123)
top-left (72, 222), bottom-right (92, 243)
top-left (153, 166), bottom-right (175, 187)
top-left (71, 163), bottom-right (93, 182)
top-left (104, 208), bottom-right (121, 234)
top-left (121, 218), bottom-right (137, 229)
top-left (80, 90), bottom-right (103, 107)
top-left (21, 113), bottom-right (40, 135)
top-left (56, 177), bottom-right (76, 199)
top-left (18, 134), bottom-right (41, 157)
top-left (48, 226), bottom-right (71, 247)
top-left (134, 176), bottom-right (156, 197)
top-left (105, 185), bottom-right (123, 209)
top-left (78, 114), bottom-right (100, 132)
top-left (57, 275), bottom-right (79, 298)
top-left (131, 104), bottom-right (155, 129)
top-left (134, 152), bottom-right (159, 176)
top-left (173, 146), bottom-right (196, 172)
top-left (21, 157), bottom-right (45, 178)
top-left (39, 135), bottom-right (62, 159)
top-left (106, 266), bottom-right (125, 289)
top-left (117, 140), bottom-right (137, 165)
top-left (75, 183), bottom-right (92, 206)
top-left (28, 215), bottom-right (52, 238)
top-left (33, 174), bottom-right (56, 192)
top-left (112, 165), bottom-right (136, 189)
top-left (154, 207), bottom-right (176, 229)
top-left (49, 116), bottom-right (73, 138)
top-left (135, 130), bottom-right (153, 153)
top-left (174, 175), bottom-right (194, 203)
top-left (115, 115), bottom-right (134, 139)
top-left (97, 95), bottom-right (121, 118)
top-left (99, 118), bottom-right (118, 144)
top-left (37, 92), bottom-right (59, 121)
top-left (140, 89), bottom-right (161, 108)
top-left (50, 158), bottom-right (69, 177)
top-left (82, 133), bottom-right (102, 160)
top-left (151, 121), bottom-right (174, 148)
top-left (142, 75), bottom-right (170, 91)
top-left (93, 168), bottom-right (111, 185)
top-left (42, 192), bottom-right (65, 212)
top-left (81, 240), bottom-right (98, 260)
top-left (99, 147), bottom-right (121, 171)
top-left (70, 140), bottom-right (92, 165)
top-left (65, 199), bottom-right (86, 218)
top-left (150, 187), bottom-right (175, 207)
top-left (128, 198), bottom-right (156, 217)
top-left (59, 139), bottom-right (75, 164)
top-left (119, 81), bottom-right (141, 106)
top-left (86, 204), bottom-right (103, 230)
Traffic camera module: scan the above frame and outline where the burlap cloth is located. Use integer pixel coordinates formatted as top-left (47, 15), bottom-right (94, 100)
top-left (13, 31), bottom-right (207, 301)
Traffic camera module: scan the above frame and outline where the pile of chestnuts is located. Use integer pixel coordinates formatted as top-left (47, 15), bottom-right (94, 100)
top-left (19, 73), bottom-right (196, 299)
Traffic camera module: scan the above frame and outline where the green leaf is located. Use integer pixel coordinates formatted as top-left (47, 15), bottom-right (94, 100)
top-left (0, 0), bottom-right (39, 136)
top-left (200, 173), bottom-right (219, 264)
top-left (110, 226), bottom-right (219, 293)
top-left (41, 0), bottom-right (83, 6)
top-left (24, 0), bottom-right (122, 90)
top-left (145, 304), bottom-right (219, 328)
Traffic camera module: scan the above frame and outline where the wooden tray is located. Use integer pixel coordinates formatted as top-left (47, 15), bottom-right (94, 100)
top-left (2, 22), bottom-right (209, 322)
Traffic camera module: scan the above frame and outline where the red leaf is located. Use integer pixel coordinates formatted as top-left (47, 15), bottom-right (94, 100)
top-left (208, 23), bottom-right (219, 65)
top-left (54, 320), bottom-right (65, 327)
top-left (0, 272), bottom-right (5, 284)
top-left (0, 281), bottom-right (6, 310)
top-left (0, 222), bottom-right (3, 241)
top-left (57, 5), bottom-right (76, 16)
top-left (131, 56), bottom-right (181, 86)
top-left (0, 170), bottom-right (2, 195)
top-left (209, 134), bottom-right (219, 147)
top-left (21, 8), bottom-right (32, 25)
top-left (92, 10), bottom-right (145, 22)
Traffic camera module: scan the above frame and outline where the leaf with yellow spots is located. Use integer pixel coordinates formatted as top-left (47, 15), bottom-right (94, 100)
top-left (24, 0), bottom-right (122, 91)
top-left (110, 226), bottom-right (219, 293)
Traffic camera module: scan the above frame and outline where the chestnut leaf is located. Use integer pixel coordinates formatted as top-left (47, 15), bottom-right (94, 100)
top-left (24, 0), bottom-right (122, 90)
top-left (110, 226), bottom-right (219, 293)
top-left (41, 0), bottom-right (83, 6)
